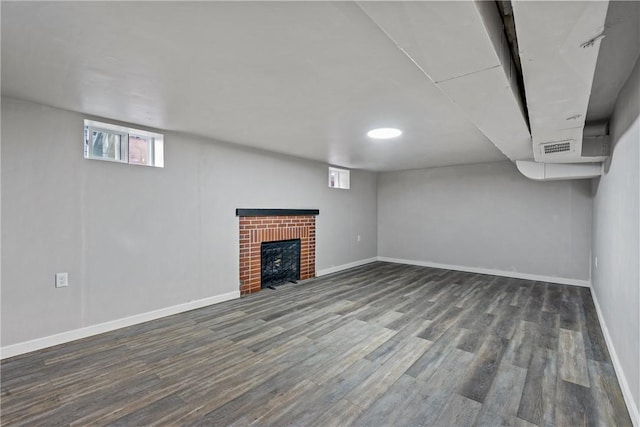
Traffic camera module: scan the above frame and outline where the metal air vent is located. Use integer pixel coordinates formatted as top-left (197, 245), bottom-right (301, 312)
top-left (542, 141), bottom-right (573, 155)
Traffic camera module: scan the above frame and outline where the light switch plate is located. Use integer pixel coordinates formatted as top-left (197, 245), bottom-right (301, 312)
top-left (55, 272), bottom-right (69, 288)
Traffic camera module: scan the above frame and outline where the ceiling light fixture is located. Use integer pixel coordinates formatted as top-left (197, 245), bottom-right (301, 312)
top-left (367, 128), bottom-right (402, 139)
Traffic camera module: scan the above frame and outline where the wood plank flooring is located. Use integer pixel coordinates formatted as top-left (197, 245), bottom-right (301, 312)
top-left (0, 262), bottom-right (632, 426)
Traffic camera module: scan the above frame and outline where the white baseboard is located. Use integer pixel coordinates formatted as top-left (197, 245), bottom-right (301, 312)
top-left (0, 291), bottom-right (240, 360)
top-left (377, 257), bottom-right (591, 287)
top-left (316, 257), bottom-right (378, 277)
top-left (590, 289), bottom-right (640, 427)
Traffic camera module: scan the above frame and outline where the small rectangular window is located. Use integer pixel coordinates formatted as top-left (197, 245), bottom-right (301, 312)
top-left (328, 166), bottom-right (350, 189)
top-left (84, 119), bottom-right (164, 168)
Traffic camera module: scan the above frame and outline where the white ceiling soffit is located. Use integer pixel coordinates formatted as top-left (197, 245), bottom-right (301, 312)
top-left (357, 0), bottom-right (533, 162)
top-left (512, 0), bottom-right (609, 163)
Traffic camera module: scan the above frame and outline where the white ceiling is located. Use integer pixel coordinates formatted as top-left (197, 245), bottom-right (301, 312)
top-left (1, 1), bottom-right (636, 172)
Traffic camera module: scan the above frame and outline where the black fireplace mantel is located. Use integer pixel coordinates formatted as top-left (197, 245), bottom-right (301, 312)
top-left (236, 208), bottom-right (319, 217)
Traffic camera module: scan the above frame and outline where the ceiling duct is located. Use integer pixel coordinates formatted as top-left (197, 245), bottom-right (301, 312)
top-left (581, 120), bottom-right (610, 158)
top-left (534, 124), bottom-right (610, 163)
top-left (510, 1), bottom-right (612, 181)
top-left (511, 0), bottom-right (610, 165)
top-left (582, 135), bottom-right (610, 158)
top-left (516, 160), bottom-right (602, 181)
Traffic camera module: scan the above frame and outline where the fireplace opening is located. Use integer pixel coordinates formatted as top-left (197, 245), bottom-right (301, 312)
top-left (261, 239), bottom-right (301, 289)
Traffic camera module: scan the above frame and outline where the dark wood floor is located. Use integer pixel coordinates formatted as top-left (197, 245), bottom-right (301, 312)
top-left (1, 262), bottom-right (632, 426)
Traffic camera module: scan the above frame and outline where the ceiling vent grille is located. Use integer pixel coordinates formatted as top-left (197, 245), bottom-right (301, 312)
top-left (542, 141), bottom-right (572, 154)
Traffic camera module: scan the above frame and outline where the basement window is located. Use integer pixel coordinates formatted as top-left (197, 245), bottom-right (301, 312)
top-left (328, 167), bottom-right (350, 189)
top-left (84, 119), bottom-right (164, 168)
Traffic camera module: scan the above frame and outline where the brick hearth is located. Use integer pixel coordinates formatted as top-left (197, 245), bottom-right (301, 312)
top-left (238, 211), bottom-right (317, 295)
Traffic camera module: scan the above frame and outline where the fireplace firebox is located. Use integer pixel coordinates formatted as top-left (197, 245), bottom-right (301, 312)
top-left (261, 239), bottom-right (301, 288)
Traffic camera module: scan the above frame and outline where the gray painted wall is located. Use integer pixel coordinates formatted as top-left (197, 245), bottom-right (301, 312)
top-left (1, 97), bottom-right (378, 347)
top-left (377, 161), bottom-right (592, 281)
top-left (592, 57), bottom-right (639, 415)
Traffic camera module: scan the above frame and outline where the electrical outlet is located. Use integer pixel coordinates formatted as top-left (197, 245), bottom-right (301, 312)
top-left (594, 257), bottom-right (598, 268)
top-left (357, 235), bottom-right (361, 242)
top-left (55, 272), bottom-right (69, 288)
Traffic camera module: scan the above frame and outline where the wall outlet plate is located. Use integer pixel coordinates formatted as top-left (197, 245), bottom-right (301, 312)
top-left (55, 272), bottom-right (69, 288)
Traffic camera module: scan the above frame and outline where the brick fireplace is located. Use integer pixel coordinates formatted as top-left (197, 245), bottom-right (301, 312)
top-left (237, 209), bottom-right (318, 295)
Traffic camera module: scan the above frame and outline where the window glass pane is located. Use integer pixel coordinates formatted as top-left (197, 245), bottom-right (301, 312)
top-left (328, 167), bottom-right (350, 189)
top-left (91, 130), bottom-right (122, 161)
top-left (128, 135), bottom-right (153, 165)
top-left (84, 119), bottom-right (164, 168)
top-left (329, 171), bottom-right (339, 188)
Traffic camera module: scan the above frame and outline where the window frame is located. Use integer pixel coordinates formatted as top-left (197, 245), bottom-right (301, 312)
top-left (328, 166), bottom-right (350, 190)
top-left (85, 125), bottom-right (129, 163)
top-left (84, 119), bottom-right (164, 168)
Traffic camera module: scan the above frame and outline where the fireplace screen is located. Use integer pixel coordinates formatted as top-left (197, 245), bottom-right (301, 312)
top-left (261, 239), bottom-right (301, 288)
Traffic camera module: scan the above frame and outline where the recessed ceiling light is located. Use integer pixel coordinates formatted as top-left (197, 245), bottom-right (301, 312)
top-left (367, 128), bottom-right (402, 139)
